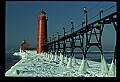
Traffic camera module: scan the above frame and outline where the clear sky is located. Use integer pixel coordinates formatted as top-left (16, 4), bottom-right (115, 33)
top-left (5, 1), bottom-right (117, 52)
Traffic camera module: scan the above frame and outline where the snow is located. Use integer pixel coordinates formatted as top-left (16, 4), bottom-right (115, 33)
top-left (5, 50), bottom-right (116, 77)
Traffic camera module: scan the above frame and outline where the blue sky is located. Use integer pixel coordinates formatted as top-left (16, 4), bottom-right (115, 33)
top-left (5, 1), bottom-right (117, 52)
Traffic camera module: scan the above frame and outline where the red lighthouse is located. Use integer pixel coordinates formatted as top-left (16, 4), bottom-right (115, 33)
top-left (36, 10), bottom-right (47, 53)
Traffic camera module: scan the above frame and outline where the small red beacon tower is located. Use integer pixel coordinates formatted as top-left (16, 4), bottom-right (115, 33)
top-left (20, 40), bottom-right (29, 50)
top-left (36, 10), bottom-right (47, 53)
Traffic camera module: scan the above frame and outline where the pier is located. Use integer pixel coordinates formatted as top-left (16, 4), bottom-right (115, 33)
top-left (5, 3), bottom-right (117, 77)
top-left (43, 5), bottom-right (117, 64)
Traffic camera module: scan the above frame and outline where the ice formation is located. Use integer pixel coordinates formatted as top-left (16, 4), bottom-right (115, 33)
top-left (6, 50), bottom-right (116, 77)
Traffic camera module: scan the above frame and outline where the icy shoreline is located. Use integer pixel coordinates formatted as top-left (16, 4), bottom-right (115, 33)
top-left (5, 50), bottom-right (116, 77)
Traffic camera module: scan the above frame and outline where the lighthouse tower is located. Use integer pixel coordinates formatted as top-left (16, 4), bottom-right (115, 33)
top-left (36, 10), bottom-right (47, 53)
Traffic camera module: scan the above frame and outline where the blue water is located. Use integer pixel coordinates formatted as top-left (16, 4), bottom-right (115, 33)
top-left (5, 51), bottom-right (114, 73)
top-left (5, 53), bottom-right (21, 72)
top-left (66, 52), bottom-right (114, 64)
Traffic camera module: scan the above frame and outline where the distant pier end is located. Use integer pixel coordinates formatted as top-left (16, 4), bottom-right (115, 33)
top-left (36, 10), bottom-right (47, 53)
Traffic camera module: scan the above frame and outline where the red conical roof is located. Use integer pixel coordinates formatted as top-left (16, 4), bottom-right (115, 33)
top-left (20, 40), bottom-right (29, 50)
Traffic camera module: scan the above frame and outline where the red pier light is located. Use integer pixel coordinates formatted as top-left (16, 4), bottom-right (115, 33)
top-left (36, 10), bottom-right (47, 53)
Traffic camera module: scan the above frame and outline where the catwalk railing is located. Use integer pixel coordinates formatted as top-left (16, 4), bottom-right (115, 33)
top-left (43, 6), bottom-right (117, 63)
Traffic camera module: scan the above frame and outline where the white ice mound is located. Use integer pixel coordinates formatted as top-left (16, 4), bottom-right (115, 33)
top-left (64, 56), bottom-right (68, 64)
top-left (13, 52), bottom-right (19, 56)
top-left (78, 59), bottom-right (89, 74)
top-left (59, 53), bottom-right (64, 65)
top-left (51, 53), bottom-right (54, 61)
top-left (67, 56), bottom-right (73, 68)
top-left (72, 57), bottom-right (78, 66)
top-left (101, 55), bottom-right (109, 74)
top-left (54, 52), bottom-right (58, 62)
top-left (108, 59), bottom-right (116, 77)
